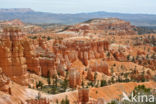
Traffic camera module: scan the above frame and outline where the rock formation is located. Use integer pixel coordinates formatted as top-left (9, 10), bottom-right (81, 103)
top-left (53, 38), bottom-right (109, 67)
top-left (112, 51), bottom-right (127, 62)
top-left (0, 68), bottom-right (10, 92)
top-left (26, 98), bottom-right (50, 104)
top-left (78, 88), bottom-right (89, 104)
top-left (22, 40), bottom-right (42, 75)
top-left (0, 18), bottom-right (155, 104)
top-left (87, 68), bottom-right (94, 81)
top-left (0, 19), bottom-right (24, 26)
top-left (62, 18), bottom-right (137, 36)
top-left (69, 69), bottom-right (81, 88)
top-left (0, 27), bottom-right (28, 85)
top-left (89, 61), bottom-right (110, 75)
top-left (39, 58), bottom-right (55, 77)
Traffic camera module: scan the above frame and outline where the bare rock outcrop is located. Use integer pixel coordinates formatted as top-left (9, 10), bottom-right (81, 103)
top-left (63, 18), bottom-right (137, 36)
top-left (22, 40), bottom-right (42, 75)
top-left (53, 38), bottom-right (109, 67)
top-left (0, 68), bottom-right (10, 92)
top-left (112, 51), bottom-right (127, 62)
top-left (26, 98), bottom-right (50, 104)
top-left (39, 58), bottom-right (55, 77)
top-left (69, 69), bottom-right (81, 88)
top-left (87, 68), bottom-right (94, 81)
top-left (78, 88), bottom-right (89, 104)
top-left (0, 27), bottom-right (28, 85)
top-left (89, 61), bottom-right (110, 75)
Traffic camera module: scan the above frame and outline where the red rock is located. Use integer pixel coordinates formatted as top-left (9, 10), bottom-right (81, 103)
top-left (0, 27), bottom-right (28, 85)
top-left (69, 69), bottom-right (81, 88)
top-left (87, 68), bottom-right (94, 81)
top-left (64, 18), bottom-right (137, 36)
top-left (22, 40), bottom-right (42, 75)
top-left (0, 68), bottom-right (10, 93)
top-left (78, 88), bottom-right (89, 104)
top-left (26, 98), bottom-right (50, 104)
top-left (113, 51), bottom-right (126, 62)
top-left (53, 38), bottom-right (109, 67)
top-left (39, 58), bottom-right (55, 77)
top-left (89, 61), bottom-right (110, 75)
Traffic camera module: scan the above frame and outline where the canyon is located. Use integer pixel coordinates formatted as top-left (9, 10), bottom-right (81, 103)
top-left (0, 18), bottom-right (155, 104)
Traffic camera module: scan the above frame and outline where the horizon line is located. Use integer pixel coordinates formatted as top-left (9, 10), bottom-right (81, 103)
top-left (0, 8), bottom-right (156, 15)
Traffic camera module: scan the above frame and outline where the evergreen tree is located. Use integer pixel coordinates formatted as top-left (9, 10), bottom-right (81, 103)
top-left (107, 52), bottom-right (110, 58)
top-left (36, 82), bottom-right (39, 89)
top-left (38, 81), bottom-right (43, 89)
top-left (127, 55), bottom-right (130, 61)
top-left (94, 72), bottom-right (97, 81)
top-left (65, 96), bottom-right (70, 104)
top-left (61, 99), bottom-right (65, 104)
top-left (56, 99), bottom-right (59, 104)
top-left (62, 77), bottom-right (68, 91)
top-left (51, 86), bottom-right (57, 94)
top-left (36, 81), bottom-right (43, 89)
top-left (81, 80), bottom-right (84, 88)
top-left (53, 75), bottom-right (58, 87)
top-left (131, 56), bottom-right (135, 62)
top-left (100, 80), bottom-right (107, 87)
top-left (47, 71), bottom-right (51, 85)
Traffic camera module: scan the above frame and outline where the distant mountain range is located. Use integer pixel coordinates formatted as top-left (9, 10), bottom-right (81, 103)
top-left (0, 8), bottom-right (156, 26)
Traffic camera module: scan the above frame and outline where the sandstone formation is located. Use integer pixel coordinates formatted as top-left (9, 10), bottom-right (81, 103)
top-left (0, 68), bottom-right (10, 93)
top-left (57, 64), bottom-right (65, 76)
top-left (112, 51), bottom-right (127, 62)
top-left (22, 40), bottom-right (42, 75)
top-left (0, 19), bottom-right (24, 26)
top-left (61, 18), bottom-right (137, 36)
top-left (26, 98), bottom-right (50, 104)
top-left (89, 61), bottom-right (110, 75)
top-left (53, 38), bottom-right (109, 67)
top-left (39, 58), bottom-right (55, 77)
top-left (69, 69), bottom-right (81, 88)
top-left (78, 88), bottom-right (89, 104)
top-left (0, 27), bottom-right (28, 85)
top-left (87, 68), bottom-right (94, 81)
top-left (0, 81), bottom-right (155, 104)
top-left (0, 18), bottom-right (155, 104)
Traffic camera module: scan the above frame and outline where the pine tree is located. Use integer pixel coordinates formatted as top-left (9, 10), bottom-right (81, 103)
top-left (81, 80), bottom-right (84, 88)
top-left (56, 99), bottom-right (59, 104)
top-left (47, 71), bottom-right (51, 85)
top-left (38, 81), bottom-right (43, 89)
top-left (127, 55), bottom-right (130, 61)
top-left (62, 77), bottom-right (68, 92)
top-left (100, 80), bottom-right (107, 87)
top-left (65, 96), bottom-right (70, 104)
top-left (94, 72), bottom-right (97, 81)
top-left (61, 99), bottom-right (65, 104)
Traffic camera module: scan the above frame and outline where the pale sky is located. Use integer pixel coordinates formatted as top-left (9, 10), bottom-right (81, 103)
top-left (0, 0), bottom-right (156, 14)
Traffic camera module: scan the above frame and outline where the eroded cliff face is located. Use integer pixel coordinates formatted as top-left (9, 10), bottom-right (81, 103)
top-left (26, 98), bottom-right (50, 104)
top-left (89, 61), bottom-right (109, 75)
top-left (53, 37), bottom-right (109, 68)
top-left (0, 28), bottom-right (57, 79)
top-left (0, 27), bottom-right (28, 85)
top-left (69, 69), bottom-right (81, 88)
top-left (21, 35), bottom-right (110, 79)
top-left (22, 40), bottom-right (42, 75)
top-left (61, 18), bottom-right (137, 36)
top-left (28, 36), bottom-right (119, 78)
top-left (0, 68), bottom-right (10, 93)
top-left (0, 81), bottom-right (155, 104)
top-left (0, 18), bottom-right (155, 104)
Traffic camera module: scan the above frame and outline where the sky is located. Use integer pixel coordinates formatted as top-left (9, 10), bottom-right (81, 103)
top-left (0, 0), bottom-right (156, 14)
